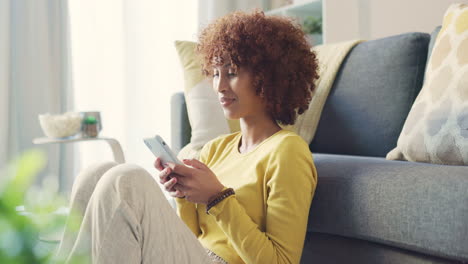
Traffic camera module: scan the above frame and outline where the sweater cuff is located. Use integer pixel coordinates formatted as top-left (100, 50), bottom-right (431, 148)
top-left (174, 197), bottom-right (188, 206)
top-left (206, 194), bottom-right (235, 216)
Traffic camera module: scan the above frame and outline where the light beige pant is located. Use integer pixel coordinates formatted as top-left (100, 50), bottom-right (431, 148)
top-left (55, 161), bottom-right (212, 264)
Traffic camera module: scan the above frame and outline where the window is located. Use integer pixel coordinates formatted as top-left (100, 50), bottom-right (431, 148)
top-left (69, 1), bottom-right (198, 177)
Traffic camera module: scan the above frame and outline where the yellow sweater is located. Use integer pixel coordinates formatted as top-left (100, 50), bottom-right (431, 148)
top-left (175, 130), bottom-right (317, 264)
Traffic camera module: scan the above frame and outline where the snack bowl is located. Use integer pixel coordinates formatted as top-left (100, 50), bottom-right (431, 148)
top-left (38, 112), bottom-right (82, 138)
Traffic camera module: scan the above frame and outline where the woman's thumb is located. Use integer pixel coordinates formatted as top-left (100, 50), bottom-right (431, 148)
top-left (183, 158), bottom-right (206, 169)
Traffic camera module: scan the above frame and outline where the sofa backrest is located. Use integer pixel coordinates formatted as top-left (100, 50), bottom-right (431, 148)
top-left (172, 31), bottom-right (441, 157)
top-left (310, 32), bottom-right (431, 157)
top-left (426, 26), bottom-right (442, 76)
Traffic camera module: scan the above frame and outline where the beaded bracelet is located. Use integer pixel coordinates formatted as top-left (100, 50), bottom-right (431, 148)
top-left (206, 188), bottom-right (235, 214)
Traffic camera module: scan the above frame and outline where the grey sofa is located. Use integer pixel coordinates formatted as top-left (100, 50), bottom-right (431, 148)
top-left (171, 27), bottom-right (468, 264)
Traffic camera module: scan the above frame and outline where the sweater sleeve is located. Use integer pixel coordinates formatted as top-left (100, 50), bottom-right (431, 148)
top-left (207, 138), bottom-right (317, 264)
top-left (175, 141), bottom-right (215, 237)
top-left (175, 197), bottom-right (200, 237)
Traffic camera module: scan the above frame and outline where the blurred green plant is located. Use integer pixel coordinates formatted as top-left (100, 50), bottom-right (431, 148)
top-left (0, 149), bottom-right (48, 263)
top-left (0, 149), bottom-right (84, 264)
top-left (302, 16), bottom-right (322, 34)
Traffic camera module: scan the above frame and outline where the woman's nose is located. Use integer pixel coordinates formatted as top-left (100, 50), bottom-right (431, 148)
top-left (215, 75), bottom-right (228, 93)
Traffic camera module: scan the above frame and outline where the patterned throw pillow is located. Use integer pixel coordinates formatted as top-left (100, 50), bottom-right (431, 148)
top-left (174, 41), bottom-right (240, 159)
top-left (386, 3), bottom-right (468, 165)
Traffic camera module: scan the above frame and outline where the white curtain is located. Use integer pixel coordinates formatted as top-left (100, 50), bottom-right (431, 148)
top-left (0, 0), bottom-right (76, 194)
top-left (0, 0), bottom-right (10, 168)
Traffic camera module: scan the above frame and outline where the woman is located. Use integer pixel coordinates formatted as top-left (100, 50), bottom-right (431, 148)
top-left (56, 10), bottom-right (319, 264)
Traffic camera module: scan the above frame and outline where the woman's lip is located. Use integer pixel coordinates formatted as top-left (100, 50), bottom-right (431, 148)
top-left (220, 98), bottom-right (235, 107)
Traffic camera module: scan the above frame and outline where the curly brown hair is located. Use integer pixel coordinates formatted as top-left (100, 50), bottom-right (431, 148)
top-left (197, 10), bottom-right (319, 125)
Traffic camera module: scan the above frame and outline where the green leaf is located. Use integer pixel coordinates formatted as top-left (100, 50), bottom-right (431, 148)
top-left (2, 149), bottom-right (47, 209)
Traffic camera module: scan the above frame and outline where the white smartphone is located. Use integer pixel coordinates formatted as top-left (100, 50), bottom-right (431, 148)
top-left (143, 135), bottom-right (182, 166)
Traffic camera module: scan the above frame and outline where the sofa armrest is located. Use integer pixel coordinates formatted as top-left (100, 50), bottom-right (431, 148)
top-left (170, 92), bottom-right (191, 154)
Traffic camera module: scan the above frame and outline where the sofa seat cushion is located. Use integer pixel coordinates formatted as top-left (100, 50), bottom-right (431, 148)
top-left (308, 153), bottom-right (468, 262)
top-left (301, 232), bottom-right (456, 264)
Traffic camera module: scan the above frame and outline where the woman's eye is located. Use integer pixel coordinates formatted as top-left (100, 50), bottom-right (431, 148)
top-left (212, 72), bottom-right (235, 78)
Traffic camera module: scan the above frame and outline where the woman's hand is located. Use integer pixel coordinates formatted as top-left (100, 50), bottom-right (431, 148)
top-left (165, 159), bottom-right (225, 204)
top-left (154, 157), bottom-right (185, 198)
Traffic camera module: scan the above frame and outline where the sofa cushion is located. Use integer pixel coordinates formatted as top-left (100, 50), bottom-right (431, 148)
top-left (310, 32), bottom-right (430, 157)
top-left (308, 153), bottom-right (468, 262)
top-left (386, 3), bottom-right (468, 165)
top-left (301, 232), bottom-right (456, 264)
top-left (170, 92), bottom-right (191, 154)
top-left (427, 26), bottom-right (442, 66)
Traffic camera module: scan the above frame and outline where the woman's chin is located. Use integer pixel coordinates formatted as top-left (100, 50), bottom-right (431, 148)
top-left (222, 111), bottom-right (240, 120)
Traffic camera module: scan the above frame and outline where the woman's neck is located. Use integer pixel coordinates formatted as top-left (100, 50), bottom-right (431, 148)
top-left (238, 115), bottom-right (281, 153)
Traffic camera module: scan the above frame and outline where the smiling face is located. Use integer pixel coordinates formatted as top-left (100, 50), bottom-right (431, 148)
top-left (212, 61), bottom-right (267, 121)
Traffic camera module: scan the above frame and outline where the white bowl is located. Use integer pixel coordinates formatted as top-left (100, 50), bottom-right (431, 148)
top-left (39, 112), bottom-right (83, 138)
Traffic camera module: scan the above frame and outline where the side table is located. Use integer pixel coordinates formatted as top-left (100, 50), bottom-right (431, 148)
top-left (33, 136), bottom-right (125, 163)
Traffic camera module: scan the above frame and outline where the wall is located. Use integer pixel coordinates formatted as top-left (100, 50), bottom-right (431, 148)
top-left (198, 0), bottom-right (263, 32)
top-left (324, 0), bottom-right (462, 43)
